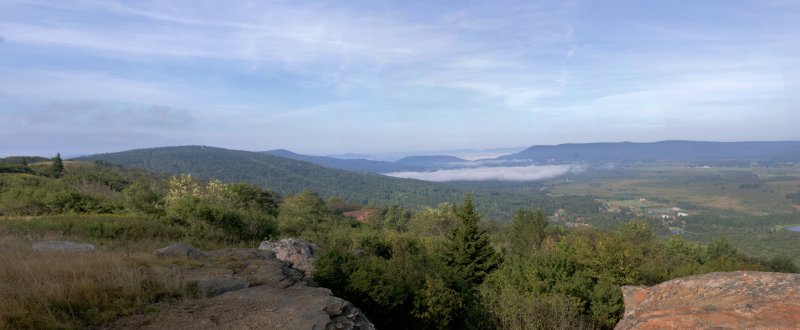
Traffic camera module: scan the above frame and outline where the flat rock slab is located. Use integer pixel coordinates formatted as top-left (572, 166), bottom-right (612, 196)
top-left (197, 277), bottom-right (249, 297)
top-left (616, 271), bottom-right (800, 329)
top-left (194, 248), bottom-right (309, 289)
top-left (32, 241), bottom-right (96, 252)
top-left (107, 284), bottom-right (374, 330)
top-left (154, 242), bottom-right (208, 259)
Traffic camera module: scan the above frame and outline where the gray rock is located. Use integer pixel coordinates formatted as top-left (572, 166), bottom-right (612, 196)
top-left (154, 242), bottom-right (208, 259)
top-left (32, 240), bottom-right (95, 252)
top-left (108, 282), bottom-right (376, 330)
top-left (197, 277), bottom-right (249, 297)
top-left (258, 238), bottom-right (318, 277)
top-left (325, 297), bottom-right (346, 315)
top-left (327, 315), bottom-right (355, 330)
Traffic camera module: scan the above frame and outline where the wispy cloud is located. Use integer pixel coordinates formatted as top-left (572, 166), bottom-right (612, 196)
top-left (17, 101), bottom-right (193, 129)
top-left (384, 164), bottom-right (580, 182)
top-left (0, 0), bottom-right (797, 155)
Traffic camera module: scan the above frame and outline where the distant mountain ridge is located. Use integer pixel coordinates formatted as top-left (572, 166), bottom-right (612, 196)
top-left (262, 149), bottom-right (414, 173)
top-left (263, 150), bottom-right (473, 173)
top-left (394, 155), bottom-right (467, 169)
top-left (266, 141), bottom-right (800, 173)
top-left (501, 140), bottom-right (800, 163)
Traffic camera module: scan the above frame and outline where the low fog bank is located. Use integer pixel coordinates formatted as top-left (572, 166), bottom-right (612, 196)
top-left (383, 164), bottom-right (582, 182)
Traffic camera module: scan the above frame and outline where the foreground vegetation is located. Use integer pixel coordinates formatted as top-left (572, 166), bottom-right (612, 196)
top-left (0, 157), bottom-right (797, 329)
top-left (0, 247), bottom-right (187, 329)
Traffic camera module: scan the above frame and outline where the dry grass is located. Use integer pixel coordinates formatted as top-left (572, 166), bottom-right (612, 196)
top-left (0, 246), bottom-right (186, 329)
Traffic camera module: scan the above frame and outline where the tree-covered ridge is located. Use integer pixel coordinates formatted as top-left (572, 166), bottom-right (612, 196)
top-left (0, 156), bottom-right (50, 174)
top-left (76, 146), bottom-right (602, 220)
top-left (262, 149), bottom-right (415, 173)
top-left (78, 145), bottom-right (463, 205)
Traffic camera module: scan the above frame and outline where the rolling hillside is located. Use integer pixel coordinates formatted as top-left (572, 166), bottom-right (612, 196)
top-left (79, 146), bottom-right (463, 207)
top-left (77, 146), bottom-right (600, 219)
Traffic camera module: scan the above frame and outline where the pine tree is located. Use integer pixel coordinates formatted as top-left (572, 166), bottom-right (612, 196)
top-left (50, 153), bottom-right (65, 178)
top-left (442, 195), bottom-right (501, 285)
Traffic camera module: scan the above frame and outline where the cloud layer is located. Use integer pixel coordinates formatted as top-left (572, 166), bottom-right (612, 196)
top-left (383, 164), bottom-right (580, 182)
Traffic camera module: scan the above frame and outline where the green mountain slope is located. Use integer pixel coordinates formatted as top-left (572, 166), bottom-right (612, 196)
top-left (77, 146), bottom-right (600, 219)
top-left (78, 146), bottom-right (466, 207)
top-left (262, 149), bottom-right (415, 173)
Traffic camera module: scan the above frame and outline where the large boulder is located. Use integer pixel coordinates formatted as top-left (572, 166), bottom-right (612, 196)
top-left (258, 238), bottom-right (318, 277)
top-left (32, 240), bottom-right (96, 252)
top-left (154, 242), bottom-right (208, 259)
top-left (616, 271), bottom-right (800, 329)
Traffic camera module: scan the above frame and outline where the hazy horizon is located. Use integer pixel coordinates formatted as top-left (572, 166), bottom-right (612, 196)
top-left (5, 138), bottom-right (800, 159)
top-left (1, 1), bottom-right (798, 156)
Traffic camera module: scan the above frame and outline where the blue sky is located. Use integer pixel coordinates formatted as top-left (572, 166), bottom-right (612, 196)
top-left (0, 0), bottom-right (798, 157)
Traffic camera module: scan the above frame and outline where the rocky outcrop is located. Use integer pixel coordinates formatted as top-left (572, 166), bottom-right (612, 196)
top-left (109, 242), bottom-right (374, 330)
top-left (154, 242), bottom-right (208, 259)
top-left (258, 238), bottom-right (318, 277)
top-left (110, 285), bottom-right (374, 330)
top-left (616, 271), bottom-right (800, 329)
top-left (186, 248), bottom-right (309, 290)
top-left (32, 240), bottom-right (96, 252)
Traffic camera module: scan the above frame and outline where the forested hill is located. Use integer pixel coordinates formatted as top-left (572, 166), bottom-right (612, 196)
top-left (502, 140), bottom-right (800, 163)
top-left (262, 150), bottom-right (472, 173)
top-left (78, 146), bottom-right (462, 207)
top-left (77, 146), bottom-right (600, 219)
top-left (262, 149), bottom-right (413, 173)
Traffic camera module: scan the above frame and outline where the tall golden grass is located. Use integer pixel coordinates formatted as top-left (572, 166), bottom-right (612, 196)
top-left (0, 246), bottom-right (186, 329)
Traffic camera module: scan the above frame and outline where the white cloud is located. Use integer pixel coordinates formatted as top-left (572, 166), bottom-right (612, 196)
top-left (383, 164), bottom-right (580, 182)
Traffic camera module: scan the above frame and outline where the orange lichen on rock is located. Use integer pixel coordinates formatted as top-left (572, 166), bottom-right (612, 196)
top-left (616, 271), bottom-right (800, 329)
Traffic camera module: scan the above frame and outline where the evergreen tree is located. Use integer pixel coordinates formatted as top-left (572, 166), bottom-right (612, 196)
top-left (508, 208), bottom-right (547, 257)
top-left (50, 153), bottom-right (65, 178)
top-left (442, 195), bottom-right (501, 286)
